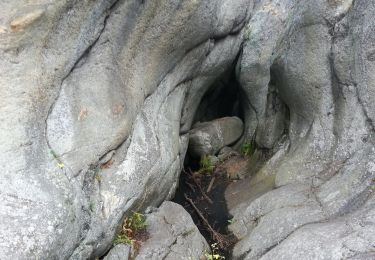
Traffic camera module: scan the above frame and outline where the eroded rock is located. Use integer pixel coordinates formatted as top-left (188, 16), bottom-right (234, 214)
top-left (261, 193), bottom-right (375, 260)
top-left (0, 1), bottom-right (247, 258)
top-left (0, 0), bottom-right (374, 259)
top-left (227, 0), bottom-right (375, 259)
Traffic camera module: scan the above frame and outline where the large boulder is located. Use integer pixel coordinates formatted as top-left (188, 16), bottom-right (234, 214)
top-left (104, 202), bottom-right (209, 260)
top-left (188, 116), bottom-right (244, 157)
top-left (135, 202), bottom-right (209, 260)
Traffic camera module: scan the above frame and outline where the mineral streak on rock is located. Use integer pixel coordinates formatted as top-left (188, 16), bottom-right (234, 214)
top-left (10, 9), bottom-right (44, 32)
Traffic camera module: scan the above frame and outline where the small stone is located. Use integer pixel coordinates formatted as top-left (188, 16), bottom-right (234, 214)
top-left (207, 155), bottom-right (219, 165)
top-left (218, 146), bottom-right (239, 161)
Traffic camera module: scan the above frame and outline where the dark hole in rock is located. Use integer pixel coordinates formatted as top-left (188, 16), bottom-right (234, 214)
top-left (173, 68), bottom-right (244, 258)
top-left (193, 68), bottom-right (244, 125)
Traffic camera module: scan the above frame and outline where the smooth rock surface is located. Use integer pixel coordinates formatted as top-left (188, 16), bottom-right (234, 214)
top-left (0, 0), bottom-right (374, 259)
top-left (261, 193), bottom-right (375, 260)
top-left (104, 244), bottom-right (130, 260)
top-left (135, 201), bottom-right (209, 260)
top-left (228, 0), bottom-right (375, 259)
top-left (0, 1), bottom-right (246, 258)
top-left (188, 116), bottom-right (244, 157)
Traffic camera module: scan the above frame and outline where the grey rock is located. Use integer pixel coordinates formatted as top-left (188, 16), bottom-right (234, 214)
top-left (104, 244), bottom-right (130, 260)
top-left (1, 0), bottom-right (375, 259)
top-left (218, 146), bottom-right (240, 161)
top-left (228, 0), bottom-right (375, 259)
top-left (135, 201), bottom-right (209, 260)
top-left (188, 116), bottom-right (244, 157)
top-left (180, 34), bottom-right (245, 133)
top-left (230, 184), bottom-right (326, 259)
top-left (0, 1), bottom-right (249, 258)
top-left (207, 155), bottom-right (220, 166)
top-left (261, 194), bottom-right (375, 260)
top-left (255, 85), bottom-right (287, 149)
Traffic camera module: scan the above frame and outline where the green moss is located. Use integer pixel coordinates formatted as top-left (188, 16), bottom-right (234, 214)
top-left (114, 212), bottom-right (147, 246)
top-left (114, 234), bottom-right (133, 245)
top-left (127, 212), bottom-right (147, 230)
top-left (199, 155), bottom-right (215, 174)
top-left (240, 141), bottom-right (255, 157)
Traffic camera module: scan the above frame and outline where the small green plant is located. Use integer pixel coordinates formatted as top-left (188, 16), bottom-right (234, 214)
top-left (127, 212), bottom-right (147, 230)
top-left (114, 234), bottom-right (133, 245)
top-left (227, 218), bottom-right (235, 224)
top-left (240, 142), bottom-right (255, 157)
top-left (204, 243), bottom-right (225, 260)
top-left (199, 155), bottom-right (215, 174)
top-left (114, 212), bottom-right (147, 246)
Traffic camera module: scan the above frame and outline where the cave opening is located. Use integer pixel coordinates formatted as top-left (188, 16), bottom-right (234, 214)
top-left (193, 69), bottom-right (244, 125)
top-left (173, 67), bottom-right (244, 259)
top-left (172, 60), bottom-right (292, 258)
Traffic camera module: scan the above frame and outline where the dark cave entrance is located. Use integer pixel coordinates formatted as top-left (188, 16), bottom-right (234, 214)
top-left (173, 67), bottom-right (244, 259)
top-left (193, 69), bottom-right (244, 124)
top-left (172, 61), bottom-right (292, 258)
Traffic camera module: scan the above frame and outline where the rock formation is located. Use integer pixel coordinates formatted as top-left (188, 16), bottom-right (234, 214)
top-left (0, 0), bottom-right (374, 259)
top-left (188, 117), bottom-right (244, 158)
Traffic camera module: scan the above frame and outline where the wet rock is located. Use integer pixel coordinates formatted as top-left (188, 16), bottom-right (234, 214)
top-left (188, 117), bottom-right (244, 157)
top-left (135, 201), bottom-right (209, 260)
